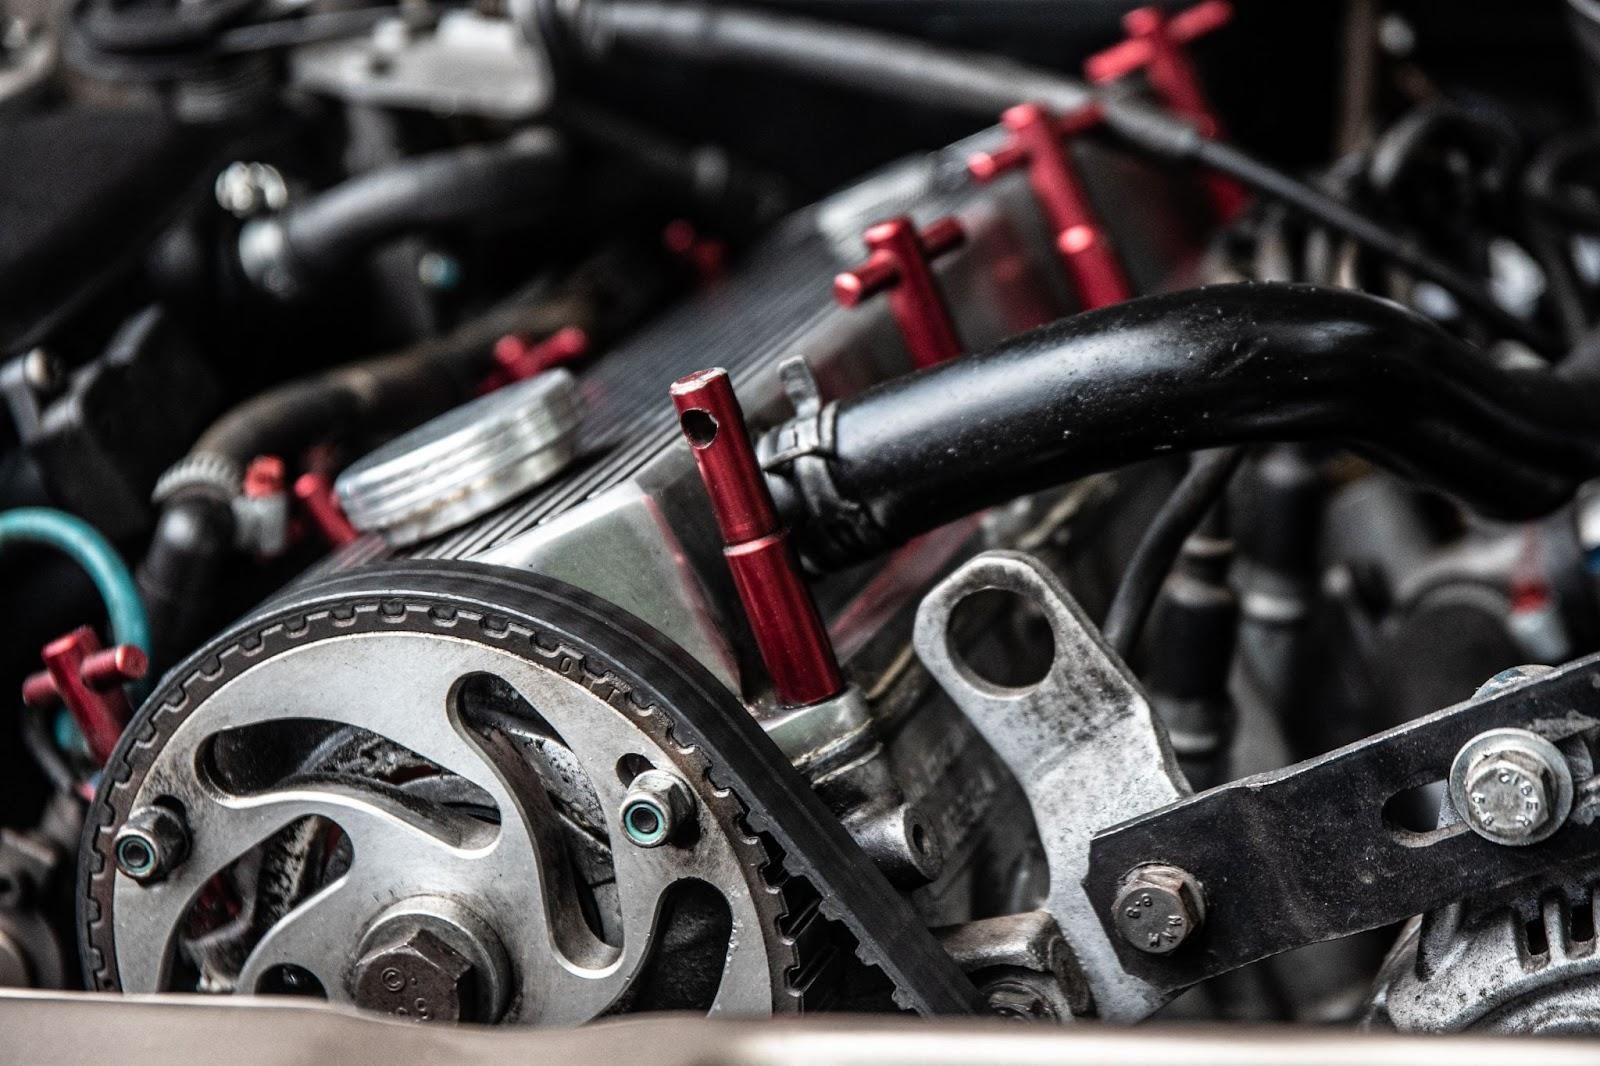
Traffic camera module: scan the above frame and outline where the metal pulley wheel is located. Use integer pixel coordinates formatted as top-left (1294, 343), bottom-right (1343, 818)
top-left (78, 561), bottom-right (808, 1021)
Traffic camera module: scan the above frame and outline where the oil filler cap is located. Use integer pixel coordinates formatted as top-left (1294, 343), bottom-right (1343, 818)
top-left (335, 369), bottom-right (582, 546)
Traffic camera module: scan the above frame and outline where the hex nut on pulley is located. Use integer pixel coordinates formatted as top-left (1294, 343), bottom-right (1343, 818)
top-left (113, 804), bottom-right (189, 884)
top-left (620, 769), bottom-right (696, 848)
top-left (1448, 727), bottom-right (1573, 847)
top-left (1113, 864), bottom-right (1205, 955)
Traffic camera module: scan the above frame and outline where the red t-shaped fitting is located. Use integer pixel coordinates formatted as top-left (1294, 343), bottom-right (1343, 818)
top-left (21, 626), bottom-right (147, 765)
top-left (1086, 1), bottom-right (1247, 220)
top-left (970, 103), bottom-right (1132, 310)
top-left (671, 368), bottom-right (843, 707)
top-left (294, 471), bottom-right (359, 546)
top-left (834, 216), bottom-right (966, 369)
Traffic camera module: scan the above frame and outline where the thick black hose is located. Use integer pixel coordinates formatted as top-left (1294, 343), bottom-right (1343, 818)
top-left (559, 0), bottom-right (1547, 349)
top-left (1102, 446), bottom-right (1244, 661)
top-left (766, 283), bottom-right (1600, 570)
top-left (141, 246), bottom-right (673, 670)
top-left (239, 131), bottom-right (566, 296)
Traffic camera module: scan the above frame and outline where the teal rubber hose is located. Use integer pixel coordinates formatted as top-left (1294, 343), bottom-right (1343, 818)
top-left (0, 507), bottom-right (152, 697)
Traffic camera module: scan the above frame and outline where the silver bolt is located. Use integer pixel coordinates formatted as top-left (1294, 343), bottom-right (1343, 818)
top-left (114, 805), bottom-right (190, 884)
top-left (1448, 727), bottom-right (1573, 846)
top-left (619, 769), bottom-right (696, 848)
top-left (20, 348), bottom-right (59, 394)
top-left (1113, 864), bottom-right (1205, 955)
top-left (351, 926), bottom-right (475, 1024)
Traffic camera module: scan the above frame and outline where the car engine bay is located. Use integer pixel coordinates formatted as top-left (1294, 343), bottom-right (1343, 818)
top-left (5, 0), bottom-right (1600, 1055)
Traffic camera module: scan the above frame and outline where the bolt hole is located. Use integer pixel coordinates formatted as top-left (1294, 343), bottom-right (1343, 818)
top-left (911, 822), bottom-right (928, 855)
top-left (1382, 779), bottom-right (1446, 835)
top-left (623, 800), bottom-right (667, 845)
top-left (1524, 914), bottom-right (1550, 959)
top-left (115, 837), bottom-right (155, 877)
top-left (257, 963), bottom-right (327, 998)
top-left (616, 753), bottom-right (654, 787)
top-left (1574, 897), bottom-right (1597, 945)
top-left (947, 587), bottom-right (1055, 690)
top-left (680, 409), bottom-right (718, 448)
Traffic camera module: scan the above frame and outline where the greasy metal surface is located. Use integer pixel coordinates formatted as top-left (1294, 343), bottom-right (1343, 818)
top-left (1376, 892), bottom-right (1600, 1033)
top-left (913, 550), bottom-right (1189, 1021)
top-left (102, 629), bottom-right (784, 1021)
top-left (1085, 653), bottom-right (1600, 997)
top-left (6, 991), bottom-right (1600, 1066)
top-left (83, 565), bottom-right (798, 1020)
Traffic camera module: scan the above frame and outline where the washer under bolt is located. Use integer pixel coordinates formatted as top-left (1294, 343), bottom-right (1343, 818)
top-left (1448, 727), bottom-right (1573, 847)
top-left (114, 805), bottom-right (190, 884)
top-left (1113, 863), bottom-right (1205, 955)
top-left (620, 769), bottom-right (696, 848)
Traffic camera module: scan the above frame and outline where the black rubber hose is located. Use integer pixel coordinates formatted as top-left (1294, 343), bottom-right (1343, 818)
top-left (556, 0), bottom-right (1548, 350)
top-left (239, 130), bottom-right (566, 297)
top-left (766, 283), bottom-right (1600, 570)
top-left (1102, 446), bottom-right (1244, 660)
top-left (140, 246), bottom-right (673, 671)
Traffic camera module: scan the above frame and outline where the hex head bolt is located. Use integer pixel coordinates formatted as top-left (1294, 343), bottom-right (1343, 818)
top-left (1449, 725), bottom-right (1574, 847)
top-left (21, 626), bottom-right (147, 765)
top-left (1113, 863), bottom-right (1206, 955)
top-left (352, 926), bottom-right (477, 1024)
top-left (969, 103), bottom-right (1132, 310)
top-left (1085, 1), bottom-right (1247, 221)
top-left (114, 804), bottom-right (190, 884)
top-left (619, 769), bottom-right (697, 848)
top-left (671, 368), bottom-right (843, 706)
top-left (834, 216), bottom-right (966, 369)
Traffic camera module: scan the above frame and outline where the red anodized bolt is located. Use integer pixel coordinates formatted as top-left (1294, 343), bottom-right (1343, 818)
top-left (1086, 1), bottom-right (1247, 220)
top-left (22, 626), bottom-right (147, 765)
top-left (969, 102), bottom-right (1132, 310)
top-left (834, 216), bottom-right (966, 370)
top-left (671, 367), bottom-right (843, 707)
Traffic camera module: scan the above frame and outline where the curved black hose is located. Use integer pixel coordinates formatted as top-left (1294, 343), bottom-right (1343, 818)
top-left (141, 246), bottom-right (673, 670)
top-left (239, 131), bottom-right (566, 297)
top-left (1102, 447), bottom-right (1245, 661)
top-left (766, 283), bottom-right (1600, 570)
top-left (555, 0), bottom-right (1547, 350)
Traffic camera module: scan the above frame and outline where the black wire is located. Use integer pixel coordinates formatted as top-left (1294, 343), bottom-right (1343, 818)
top-left (21, 702), bottom-right (80, 795)
top-left (1184, 138), bottom-right (1549, 350)
top-left (559, 0), bottom-right (1552, 352)
top-left (1102, 447), bottom-right (1246, 663)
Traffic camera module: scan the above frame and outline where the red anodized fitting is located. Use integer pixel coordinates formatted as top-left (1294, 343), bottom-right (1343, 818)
top-left (1086, 1), bottom-right (1247, 221)
top-left (671, 367), bottom-right (844, 707)
top-left (294, 471), bottom-right (359, 546)
top-left (481, 326), bottom-right (592, 393)
top-left (243, 454), bottom-right (287, 498)
top-left (22, 626), bottom-right (147, 765)
top-left (834, 216), bottom-right (966, 370)
top-left (969, 102), bottom-right (1132, 310)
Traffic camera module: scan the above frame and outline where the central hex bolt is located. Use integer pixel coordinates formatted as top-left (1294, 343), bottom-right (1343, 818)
top-left (1113, 863), bottom-right (1205, 955)
top-left (1448, 727), bottom-right (1573, 847)
top-left (620, 769), bottom-right (696, 848)
top-left (351, 926), bottom-right (477, 1024)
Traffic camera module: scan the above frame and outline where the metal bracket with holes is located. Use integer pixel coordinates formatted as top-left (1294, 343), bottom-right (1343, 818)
top-left (1083, 653), bottom-right (1600, 999)
top-left (915, 550), bottom-right (1600, 1020)
top-left (913, 550), bottom-right (1190, 1021)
